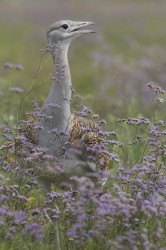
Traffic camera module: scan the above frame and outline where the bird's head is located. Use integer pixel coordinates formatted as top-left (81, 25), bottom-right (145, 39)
top-left (47, 20), bottom-right (95, 46)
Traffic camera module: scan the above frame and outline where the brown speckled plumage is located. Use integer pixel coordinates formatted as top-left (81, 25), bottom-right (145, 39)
top-left (69, 115), bottom-right (110, 170)
top-left (20, 118), bottom-right (39, 144)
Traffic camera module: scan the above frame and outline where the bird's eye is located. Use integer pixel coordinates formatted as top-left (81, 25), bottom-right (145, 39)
top-left (62, 24), bottom-right (68, 30)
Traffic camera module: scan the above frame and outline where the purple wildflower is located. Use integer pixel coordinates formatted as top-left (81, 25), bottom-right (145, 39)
top-left (9, 87), bottom-right (24, 93)
top-left (4, 62), bottom-right (14, 68)
top-left (15, 64), bottom-right (24, 71)
top-left (74, 94), bottom-right (83, 99)
top-left (13, 210), bottom-right (27, 225)
top-left (23, 223), bottom-right (44, 241)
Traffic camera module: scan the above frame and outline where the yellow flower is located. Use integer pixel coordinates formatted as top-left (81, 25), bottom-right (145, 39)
top-left (7, 157), bottom-right (14, 161)
top-left (23, 197), bottom-right (36, 206)
top-left (28, 197), bottom-right (36, 201)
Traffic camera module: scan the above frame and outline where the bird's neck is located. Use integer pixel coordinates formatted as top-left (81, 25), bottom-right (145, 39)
top-left (38, 43), bottom-right (72, 155)
top-left (45, 43), bottom-right (72, 131)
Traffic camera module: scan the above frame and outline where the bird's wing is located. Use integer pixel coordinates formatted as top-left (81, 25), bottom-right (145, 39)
top-left (69, 115), bottom-right (110, 171)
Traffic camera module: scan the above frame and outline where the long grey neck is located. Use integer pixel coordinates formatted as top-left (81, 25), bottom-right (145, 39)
top-left (37, 43), bottom-right (72, 157)
top-left (46, 43), bottom-right (72, 130)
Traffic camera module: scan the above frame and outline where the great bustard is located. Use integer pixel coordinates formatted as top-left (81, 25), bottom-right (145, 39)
top-left (22, 20), bottom-right (110, 192)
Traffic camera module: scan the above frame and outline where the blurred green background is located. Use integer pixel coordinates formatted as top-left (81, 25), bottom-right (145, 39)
top-left (0, 0), bottom-right (166, 123)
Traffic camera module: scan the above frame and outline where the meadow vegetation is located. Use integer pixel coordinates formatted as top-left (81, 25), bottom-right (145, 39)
top-left (0, 0), bottom-right (166, 249)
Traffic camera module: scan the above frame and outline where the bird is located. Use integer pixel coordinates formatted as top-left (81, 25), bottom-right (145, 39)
top-left (22, 20), bottom-right (110, 192)
top-left (37, 20), bottom-right (96, 156)
top-left (20, 21), bottom-right (111, 250)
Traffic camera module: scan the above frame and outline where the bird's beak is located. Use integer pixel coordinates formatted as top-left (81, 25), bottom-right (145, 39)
top-left (70, 21), bottom-right (95, 34)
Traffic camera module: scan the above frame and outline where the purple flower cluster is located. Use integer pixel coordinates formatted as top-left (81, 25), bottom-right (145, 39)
top-left (22, 223), bottom-right (44, 240)
top-left (147, 81), bottom-right (165, 94)
top-left (4, 62), bottom-right (24, 71)
top-left (0, 81), bottom-right (165, 249)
